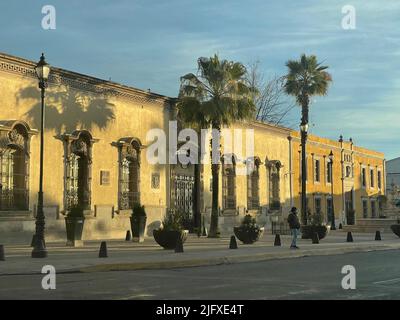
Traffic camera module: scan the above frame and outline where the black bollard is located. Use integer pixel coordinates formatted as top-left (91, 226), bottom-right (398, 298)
top-left (339, 223), bottom-right (343, 230)
top-left (0, 245), bottom-right (4, 261)
top-left (346, 232), bottom-right (353, 243)
top-left (99, 241), bottom-right (108, 258)
top-left (312, 232), bottom-right (319, 244)
top-left (175, 237), bottom-right (184, 253)
top-left (229, 236), bottom-right (238, 249)
top-left (375, 230), bottom-right (382, 241)
top-left (30, 234), bottom-right (37, 247)
top-left (274, 234), bottom-right (281, 246)
top-left (125, 230), bottom-right (131, 241)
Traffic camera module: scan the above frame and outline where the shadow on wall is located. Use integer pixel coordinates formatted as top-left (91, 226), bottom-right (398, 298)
top-left (16, 84), bottom-right (115, 133)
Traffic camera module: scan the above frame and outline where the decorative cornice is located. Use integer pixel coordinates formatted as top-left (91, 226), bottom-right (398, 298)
top-left (0, 52), bottom-right (174, 108)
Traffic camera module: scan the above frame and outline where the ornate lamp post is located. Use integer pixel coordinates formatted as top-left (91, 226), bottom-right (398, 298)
top-left (300, 121), bottom-right (309, 225)
top-left (329, 150), bottom-right (336, 230)
top-left (32, 53), bottom-right (51, 258)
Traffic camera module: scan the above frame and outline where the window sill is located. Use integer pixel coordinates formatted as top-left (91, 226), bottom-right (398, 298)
top-left (115, 209), bottom-right (132, 217)
top-left (222, 208), bottom-right (237, 216)
top-left (0, 210), bottom-right (33, 221)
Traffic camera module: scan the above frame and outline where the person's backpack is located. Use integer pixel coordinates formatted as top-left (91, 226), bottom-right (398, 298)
top-left (287, 213), bottom-right (294, 226)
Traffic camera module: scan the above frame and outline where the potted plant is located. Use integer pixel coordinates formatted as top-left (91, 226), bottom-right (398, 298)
top-left (391, 215), bottom-right (400, 238)
top-left (130, 204), bottom-right (147, 242)
top-left (233, 214), bottom-right (264, 244)
top-left (65, 205), bottom-right (85, 246)
top-left (301, 212), bottom-right (329, 240)
top-left (391, 224), bottom-right (400, 238)
top-left (153, 210), bottom-right (189, 249)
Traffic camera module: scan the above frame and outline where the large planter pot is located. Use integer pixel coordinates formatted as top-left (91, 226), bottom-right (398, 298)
top-left (301, 225), bottom-right (328, 240)
top-left (130, 215), bottom-right (147, 242)
top-left (153, 229), bottom-right (189, 249)
top-left (233, 227), bottom-right (265, 244)
top-left (391, 224), bottom-right (400, 238)
top-left (65, 216), bottom-right (85, 247)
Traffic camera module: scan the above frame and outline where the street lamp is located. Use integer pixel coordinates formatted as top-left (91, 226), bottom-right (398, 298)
top-left (32, 53), bottom-right (50, 258)
top-left (329, 150), bottom-right (336, 230)
top-left (300, 121), bottom-right (308, 225)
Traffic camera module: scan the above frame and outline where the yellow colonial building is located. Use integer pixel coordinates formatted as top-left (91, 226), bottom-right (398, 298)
top-left (0, 52), bottom-right (386, 242)
top-left (290, 132), bottom-right (386, 227)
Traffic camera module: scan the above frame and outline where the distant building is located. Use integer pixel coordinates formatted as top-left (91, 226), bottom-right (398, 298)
top-left (386, 157), bottom-right (400, 192)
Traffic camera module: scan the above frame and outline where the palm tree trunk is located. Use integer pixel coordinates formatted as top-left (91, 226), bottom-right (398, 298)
top-left (209, 162), bottom-right (220, 237)
top-left (301, 99), bottom-right (309, 225)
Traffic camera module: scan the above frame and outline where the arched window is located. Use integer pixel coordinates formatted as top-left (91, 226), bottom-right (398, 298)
top-left (247, 157), bottom-right (261, 209)
top-left (267, 160), bottom-right (281, 210)
top-left (58, 130), bottom-right (97, 211)
top-left (112, 137), bottom-right (141, 210)
top-left (0, 121), bottom-right (34, 211)
top-left (222, 154), bottom-right (236, 211)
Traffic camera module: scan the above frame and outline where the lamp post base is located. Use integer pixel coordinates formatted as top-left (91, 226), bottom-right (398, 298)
top-left (31, 240), bottom-right (47, 258)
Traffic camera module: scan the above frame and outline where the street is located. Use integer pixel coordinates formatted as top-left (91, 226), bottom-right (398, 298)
top-left (0, 250), bottom-right (399, 300)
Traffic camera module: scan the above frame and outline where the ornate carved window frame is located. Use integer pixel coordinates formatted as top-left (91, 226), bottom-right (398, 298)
top-left (0, 120), bottom-right (37, 214)
top-left (111, 137), bottom-right (142, 212)
top-left (247, 156), bottom-right (261, 210)
top-left (266, 159), bottom-right (282, 211)
top-left (222, 153), bottom-right (237, 213)
top-left (56, 130), bottom-right (98, 214)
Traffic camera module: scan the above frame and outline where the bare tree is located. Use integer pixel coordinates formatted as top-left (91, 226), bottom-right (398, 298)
top-left (247, 62), bottom-right (296, 126)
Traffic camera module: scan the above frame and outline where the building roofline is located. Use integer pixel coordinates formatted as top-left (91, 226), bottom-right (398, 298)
top-left (0, 51), bottom-right (175, 105)
top-left (247, 120), bottom-right (292, 135)
top-left (387, 157), bottom-right (400, 163)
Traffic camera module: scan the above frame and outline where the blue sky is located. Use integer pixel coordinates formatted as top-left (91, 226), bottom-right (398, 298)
top-left (1, 0), bottom-right (399, 159)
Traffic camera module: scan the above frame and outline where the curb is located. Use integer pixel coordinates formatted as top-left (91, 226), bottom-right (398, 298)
top-left (78, 243), bottom-right (400, 273)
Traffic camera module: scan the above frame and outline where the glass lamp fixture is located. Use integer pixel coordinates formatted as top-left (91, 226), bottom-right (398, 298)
top-left (35, 53), bottom-right (51, 82)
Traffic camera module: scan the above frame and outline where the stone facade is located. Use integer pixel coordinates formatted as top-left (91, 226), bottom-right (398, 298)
top-left (291, 132), bottom-right (385, 226)
top-left (0, 52), bottom-right (386, 243)
top-left (0, 52), bottom-right (172, 242)
top-left (386, 157), bottom-right (400, 193)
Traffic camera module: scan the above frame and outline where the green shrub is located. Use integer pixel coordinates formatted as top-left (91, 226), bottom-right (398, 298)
top-left (309, 212), bottom-right (323, 226)
top-left (161, 209), bottom-right (185, 231)
top-left (238, 214), bottom-right (261, 233)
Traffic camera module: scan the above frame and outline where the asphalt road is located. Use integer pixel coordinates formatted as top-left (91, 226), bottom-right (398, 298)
top-left (0, 250), bottom-right (399, 300)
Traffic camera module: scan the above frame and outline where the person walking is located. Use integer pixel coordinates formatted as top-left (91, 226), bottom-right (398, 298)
top-left (287, 207), bottom-right (301, 249)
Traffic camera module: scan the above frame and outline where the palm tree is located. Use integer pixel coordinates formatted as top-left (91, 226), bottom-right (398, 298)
top-left (176, 90), bottom-right (208, 236)
top-left (178, 54), bottom-right (256, 237)
top-left (284, 54), bottom-right (332, 224)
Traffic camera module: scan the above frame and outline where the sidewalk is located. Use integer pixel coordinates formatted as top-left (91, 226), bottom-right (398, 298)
top-left (0, 230), bottom-right (399, 275)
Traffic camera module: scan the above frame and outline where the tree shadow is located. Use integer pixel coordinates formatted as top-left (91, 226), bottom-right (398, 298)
top-left (17, 84), bottom-right (115, 133)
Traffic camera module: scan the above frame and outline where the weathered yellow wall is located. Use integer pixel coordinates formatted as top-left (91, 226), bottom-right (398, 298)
top-left (291, 131), bottom-right (385, 223)
top-left (0, 57), bottom-right (170, 228)
top-left (201, 121), bottom-right (292, 215)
